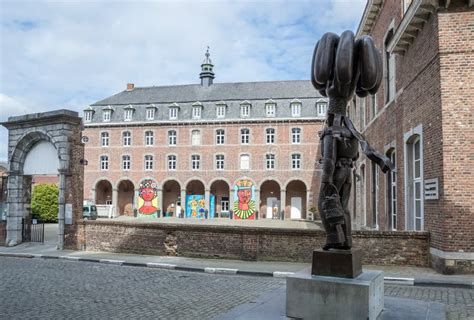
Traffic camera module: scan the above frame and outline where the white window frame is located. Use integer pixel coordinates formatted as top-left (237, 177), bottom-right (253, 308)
top-left (103, 110), bottom-right (111, 122)
top-left (124, 107), bottom-right (133, 121)
top-left (221, 198), bottom-right (229, 212)
top-left (168, 130), bottom-right (177, 146)
top-left (145, 131), bottom-right (154, 146)
top-left (291, 128), bottom-right (301, 144)
top-left (266, 154), bottom-right (275, 170)
top-left (216, 129), bottom-right (225, 145)
top-left (291, 153), bottom-right (301, 170)
top-left (404, 125), bottom-right (423, 231)
top-left (266, 128), bottom-right (275, 144)
top-left (144, 154), bottom-right (154, 171)
top-left (240, 154), bottom-right (250, 170)
top-left (316, 101), bottom-right (327, 117)
top-left (215, 154), bottom-right (225, 170)
top-left (191, 154), bottom-right (200, 170)
top-left (84, 111), bottom-right (93, 122)
top-left (122, 131), bottom-right (131, 146)
top-left (167, 154), bottom-right (177, 171)
top-left (240, 103), bottom-right (250, 117)
top-left (101, 132), bottom-right (109, 147)
top-left (266, 103), bottom-right (276, 117)
top-left (389, 151), bottom-right (397, 230)
top-left (216, 105), bottom-right (226, 118)
top-left (146, 107), bottom-right (156, 120)
top-left (192, 106), bottom-right (202, 119)
top-left (291, 102), bottom-right (301, 117)
top-left (169, 107), bottom-right (178, 120)
top-left (191, 129), bottom-right (201, 146)
top-left (122, 155), bottom-right (131, 171)
top-left (100, 155), bottom-right (109, 171)
top-left (240, 128), bottom-right (250, 145)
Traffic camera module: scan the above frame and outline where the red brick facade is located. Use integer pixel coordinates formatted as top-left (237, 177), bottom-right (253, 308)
top-left (355, 2), bottom-right (473, 273)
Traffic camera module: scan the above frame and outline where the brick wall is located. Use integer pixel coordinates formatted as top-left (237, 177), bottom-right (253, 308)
top-left (81, 220), bottom-right (429, 267)
top-left (0, 221), bottom-right (6, 246)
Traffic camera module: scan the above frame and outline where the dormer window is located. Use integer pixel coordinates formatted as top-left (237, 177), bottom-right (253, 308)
top-left (290, 99), bottom-right (302, 117)
top-left (192, 102), bottom-right (203, 119)
top-left (102, 106), bottom-right (113, 122)
top-left (216, 101), bottom-right (226, 118)
top-left (169, 103), bottom-right (180, 120)
top-left (265, 99), bottom-right (276, 117)
top-left (124, 105), bottom-right (134, 121)
top-left (146, 105), bottom-right (157, 120)
top-left (316, 101), bottom-right (327, 117)
top-left (84, 106), bottom-right (94, 122)
top-left (240, 101), bottom-right (251, 118)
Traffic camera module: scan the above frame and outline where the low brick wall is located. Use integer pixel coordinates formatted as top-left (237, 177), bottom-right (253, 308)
top-left (81, 220), bottom-right (430, 267)
top-left (0, 221), bottom-right (6, 246)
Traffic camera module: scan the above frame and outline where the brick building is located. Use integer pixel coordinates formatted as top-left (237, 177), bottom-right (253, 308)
top-left (352, 0), bottom-right (473, 273)
top-left (83, 50), bottom-right (327, 221)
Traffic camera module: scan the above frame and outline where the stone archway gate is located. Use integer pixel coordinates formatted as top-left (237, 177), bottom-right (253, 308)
top-left (1, 110), bottom-right (84, 249)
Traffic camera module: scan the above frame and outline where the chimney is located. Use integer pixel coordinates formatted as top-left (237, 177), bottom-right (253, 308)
top-left (126, 83), bottom-right (135, 91)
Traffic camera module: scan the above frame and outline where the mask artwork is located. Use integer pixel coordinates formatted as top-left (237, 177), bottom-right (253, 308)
top-left (233, 179), bottom-right (256, 220)
top-left (137, 179), bottom-right (159, 218)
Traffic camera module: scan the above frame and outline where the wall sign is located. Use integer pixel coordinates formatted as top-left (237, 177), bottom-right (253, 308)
top-left (65, 204), bottom-right (73, 224)
top-left (424, 178), bottom-right (439, 200)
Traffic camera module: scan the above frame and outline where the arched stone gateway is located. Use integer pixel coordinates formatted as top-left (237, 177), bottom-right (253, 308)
top-left (117, 180), bottom-right (135, 216)
top-left (1, 110), bottom-right (84, 249)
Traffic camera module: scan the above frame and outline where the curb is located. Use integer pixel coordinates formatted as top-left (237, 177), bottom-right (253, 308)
top-left (0, 252), bottom-right (471, 288)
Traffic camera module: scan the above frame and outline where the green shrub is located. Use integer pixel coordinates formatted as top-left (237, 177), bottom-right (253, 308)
top-left (31, 184), bottom-right (58, 223)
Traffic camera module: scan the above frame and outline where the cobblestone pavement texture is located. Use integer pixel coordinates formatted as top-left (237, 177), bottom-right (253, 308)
top-left (0, 257), bottom-right (284, 319)
top-left (0, 257), bottom-right (472, 320)
top-left (385, 285), bottom-right (474, 320)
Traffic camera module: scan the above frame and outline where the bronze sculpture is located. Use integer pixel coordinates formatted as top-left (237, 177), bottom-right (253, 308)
top-left (312, 31), bottom-right (395, 251)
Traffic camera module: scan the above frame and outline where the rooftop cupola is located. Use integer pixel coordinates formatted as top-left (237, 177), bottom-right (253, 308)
top-left (200, 46), bottom-right (215, 87)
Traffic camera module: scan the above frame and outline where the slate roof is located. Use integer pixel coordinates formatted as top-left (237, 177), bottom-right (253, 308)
top-left (92, 80), bottom-right (321, 105)
top-left (86, 80), bottom-right (328, 124)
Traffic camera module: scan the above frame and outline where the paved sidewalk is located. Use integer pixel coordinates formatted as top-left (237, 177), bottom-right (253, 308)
top-left (0, 241), bottom-right (472, 288)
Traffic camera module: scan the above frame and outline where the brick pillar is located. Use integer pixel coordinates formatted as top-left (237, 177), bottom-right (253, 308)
top-left (112, 188), bottom-right (118, 218)
top-left (180, 189), bottom-right (186, 218)
top-left (205, 189), bottom-right (210, 219)
top-left (157, 188), bottom-right (163, 217)
top-left (255, 188), bottom-right (260, 220)
top-left (280, 189), bottom-right (286, 220)
top-left (91, 188), bottom-right (96, 204)
top-left (229, 188), bottom-right (235, 219)
top-left (57, 170), bottom-right (67, 250)
top-left (6, 173), bottom-right (31, 246)
top-left (306, 189), bottom-right (311, 220)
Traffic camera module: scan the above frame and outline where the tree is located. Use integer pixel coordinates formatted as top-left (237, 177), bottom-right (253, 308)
top-left (31, 184), bottom-right (58, 223)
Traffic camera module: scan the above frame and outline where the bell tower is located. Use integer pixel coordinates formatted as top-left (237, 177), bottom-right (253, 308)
top-left (200, 46), bottom-right (215, 87)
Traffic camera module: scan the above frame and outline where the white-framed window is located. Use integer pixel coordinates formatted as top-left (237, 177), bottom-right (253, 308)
top-left (266, 128), bottom-right (275, 144)
top-left (146, 107), bottom-right (155, 120)
top-left (385, 29), bottom-right (396, 104)
top-left (291, 153), bottom-right (301, 170)
top-left (359, 97), bottom-right (366, 129)
top-left (221, 198), bottom-right (229, 212)
top-left (122, 131), bottom-right (131, 146)
top-left (100, 155), bottom-right (108, 170)
top-left (168, 130), bottom-right (177, 146)
top-left (101, 132), bottom-right (109, 147)
top-left (316, 102), bottom-right (327, 117)
top-left (122, 155), bottom-right (131, 171)
top-left (144, 155), bottom-right (154, 170)
top-left (404, 125), bottom-right (423, 232)
top-left (413, 138), bottom-right (422, 231)
top-left (103, 110), bottom-right (111, 122)
top-left (124, 107), bottom-right (133, 121)
top-left (387, 150), bottom-right (397, 230)
top-left (215, 154), bottom-right (225, 170)
top-left (168, 155), bottom-right (177, 170)
top-left (191, 130), bottom-right (201, 145)
top-left (216, 129), bottom-right (225, 145)
top-left (291, 102), bottom-right (302, 117)
top-left (145, 131), bottom-right (154, 146)
top-left (240, 103), bottom-right (250, 117)
top-left (291, 128), bottom-right (301, 144)
top-left (371, 94), bottom-right (377, 119)
top-left (216, 104), bottom-right (226, 118)
top-left (169, 107), bottom-right (178, 120)
top-left (371, 162), bottom-right (379, 228)
top-left (266, 154), bottom-right (275, 170)
top-left (192, 106), bottom-right (202, 119)
top-left (191, 154), bottom-right (200, 170)
top-left (240, 128), bottom-right (250, 144)
top-left (266, 102), bottom-right (276, 117)
top-left (84, 111), bottom-right (93, 122)
top-left (240, 154), bottom-right (250, 170)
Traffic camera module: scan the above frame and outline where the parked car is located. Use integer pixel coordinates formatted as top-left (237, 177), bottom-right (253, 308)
top-left (83, 205), bottom-right (98, 220)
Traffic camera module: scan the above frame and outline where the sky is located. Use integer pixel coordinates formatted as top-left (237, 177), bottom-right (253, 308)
top-left (0, 0), bottom-right (366, 162)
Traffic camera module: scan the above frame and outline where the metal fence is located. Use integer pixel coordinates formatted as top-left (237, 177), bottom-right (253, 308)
top-left (22, 218), bottom-right (45, 243)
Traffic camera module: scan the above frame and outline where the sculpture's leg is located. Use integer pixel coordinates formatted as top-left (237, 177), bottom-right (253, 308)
top-left (332, 164), bottom-right (353, 248)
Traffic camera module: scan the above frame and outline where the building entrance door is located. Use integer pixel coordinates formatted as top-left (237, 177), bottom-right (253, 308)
top-left (290, 197), bottom-right (302, 219)
top-left (266, 197), bottom-right (277, 219)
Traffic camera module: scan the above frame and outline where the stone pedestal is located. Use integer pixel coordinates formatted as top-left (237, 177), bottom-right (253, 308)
top-left (312, 248), bottom-right (362, 278)
top-left (286, 268), bottom-right (384, 320)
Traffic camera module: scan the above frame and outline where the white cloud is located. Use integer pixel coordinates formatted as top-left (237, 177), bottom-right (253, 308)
top-left (0, 0), bottom-right (366, 161)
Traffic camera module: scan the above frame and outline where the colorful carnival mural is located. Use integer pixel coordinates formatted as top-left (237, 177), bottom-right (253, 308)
top-left (233, 179), bottom-right (256, 220)
top-left (186, 194), bottom-right (215, 219)
top-left (136, 179), bottom-right (159, 218)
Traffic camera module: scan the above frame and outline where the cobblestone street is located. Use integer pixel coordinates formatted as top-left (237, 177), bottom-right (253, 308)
top-left (0, 257), bottom-right (472, 319)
